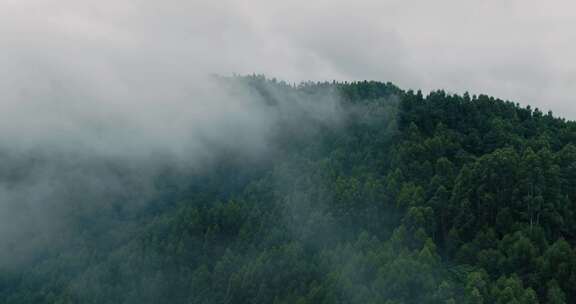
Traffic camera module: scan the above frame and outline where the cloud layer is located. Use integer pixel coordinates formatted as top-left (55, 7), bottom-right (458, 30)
top-left (2, 0), bottom-right (575, 118)
top-left (0, 0), bottom-right (574, 275)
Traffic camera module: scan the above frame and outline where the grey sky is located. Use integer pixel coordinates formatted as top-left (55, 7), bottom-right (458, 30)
top-left (1, 0), bottom-right (575, 118)
top-left (0, 0), bottom-right (575, 269)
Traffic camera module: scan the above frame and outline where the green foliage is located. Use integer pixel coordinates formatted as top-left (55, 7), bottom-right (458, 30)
top-left (2, 76), bottom-right (576, 303)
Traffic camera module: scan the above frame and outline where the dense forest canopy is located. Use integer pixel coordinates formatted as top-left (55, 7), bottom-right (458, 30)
top-left (1, 75), bottom-right (576, 303)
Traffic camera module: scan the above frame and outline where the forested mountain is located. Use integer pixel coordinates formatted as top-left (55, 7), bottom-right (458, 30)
top-left (2, 76), bottom-right (576, 303)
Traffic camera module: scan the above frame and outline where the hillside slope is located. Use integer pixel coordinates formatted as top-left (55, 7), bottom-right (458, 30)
top-left (2, 76), bottom-right (576, 303)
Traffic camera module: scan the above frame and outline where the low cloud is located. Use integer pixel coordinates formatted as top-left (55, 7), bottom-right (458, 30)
top-left (2, 0), bottom-right (575, 118)
top-left (0, 0), bottom-right (574, 267)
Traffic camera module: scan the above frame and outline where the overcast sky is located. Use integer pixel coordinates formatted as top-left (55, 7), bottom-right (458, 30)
top-left (1, 0), bottom-right (575, 118)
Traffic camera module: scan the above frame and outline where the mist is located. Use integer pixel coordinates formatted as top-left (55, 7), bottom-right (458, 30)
top-left (2, 1), bottom-right (575, 302)
top-left (0, 0), bottom-right (572, 251)
top-left (2, 0), bottom-right (575, 119)
top-left (0, 0), bottom-right (350, 269)
top-left (0, 0), bottom-right (572, 269)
